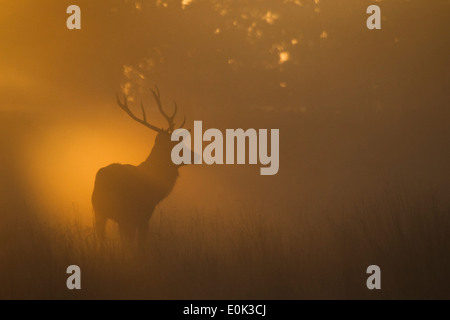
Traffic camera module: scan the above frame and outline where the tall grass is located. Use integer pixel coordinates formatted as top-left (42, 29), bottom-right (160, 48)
top-left (0, 189), bottom-right (449, 299)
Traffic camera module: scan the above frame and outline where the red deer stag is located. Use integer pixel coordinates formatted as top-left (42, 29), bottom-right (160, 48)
top-left (92, 86), bottom-right (187, 247)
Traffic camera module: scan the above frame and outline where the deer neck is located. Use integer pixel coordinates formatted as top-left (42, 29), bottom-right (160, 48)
top-left (139, 148), bottom-right (179, 186)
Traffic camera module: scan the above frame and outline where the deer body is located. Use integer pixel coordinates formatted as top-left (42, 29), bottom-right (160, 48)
top-left (92, 87), bottom-right (186, 246)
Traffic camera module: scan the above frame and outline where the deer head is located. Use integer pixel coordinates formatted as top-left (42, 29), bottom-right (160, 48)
top-left (116, 86), bottom-right (188, 168)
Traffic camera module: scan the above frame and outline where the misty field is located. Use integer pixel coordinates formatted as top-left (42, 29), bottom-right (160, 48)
top-left (0, 188), bottom-right (449, 300)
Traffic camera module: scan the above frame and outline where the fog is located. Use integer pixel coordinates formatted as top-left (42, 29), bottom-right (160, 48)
top-left (0, 0), bottom-right (449, 298)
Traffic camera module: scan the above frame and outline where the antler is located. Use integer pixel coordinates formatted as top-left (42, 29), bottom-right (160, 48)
top-left (116, 86), bottom-right (186, 133)
top-left (150, 85), bottom-right (182, 132)
top-left (178, 116), bottom-right (186, 129)
top-left (116, 93), bottom-right (164, 133)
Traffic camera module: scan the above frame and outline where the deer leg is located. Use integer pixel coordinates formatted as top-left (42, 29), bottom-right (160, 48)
top-left (94, 212), bottom-right (107, 241)
top-left (137, 219), bottom-right (149, 251)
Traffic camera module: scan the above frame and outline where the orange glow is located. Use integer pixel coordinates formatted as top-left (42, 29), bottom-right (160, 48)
top-left (21, 117), bottom-right (153, 222)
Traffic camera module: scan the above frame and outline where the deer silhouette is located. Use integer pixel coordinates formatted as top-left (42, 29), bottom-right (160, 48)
top-left (92, 86), bottom-right (188, 247)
